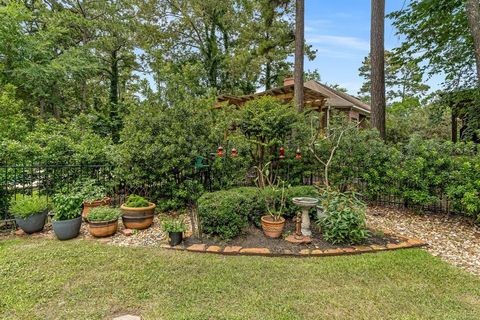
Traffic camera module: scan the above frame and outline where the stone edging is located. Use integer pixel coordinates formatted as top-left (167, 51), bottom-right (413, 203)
top-left (161, 230), bottom-right (427, 257)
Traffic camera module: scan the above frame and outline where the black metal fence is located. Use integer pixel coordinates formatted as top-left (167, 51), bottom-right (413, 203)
top-left (1, 162), bottom-right (456, 232)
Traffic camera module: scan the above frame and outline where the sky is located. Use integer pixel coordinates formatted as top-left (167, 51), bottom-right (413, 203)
top-left (304, 0), bottom-right (441, 95)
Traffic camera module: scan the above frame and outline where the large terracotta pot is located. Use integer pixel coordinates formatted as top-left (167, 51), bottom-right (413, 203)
top-left (87, 218), bottom-right (118, 237)
top-left (261, 215), bottom-right (286, 238)
top-left (82, 197), bottom-right (111, 219)
top-left (120, 202), bottom-right (155, 230)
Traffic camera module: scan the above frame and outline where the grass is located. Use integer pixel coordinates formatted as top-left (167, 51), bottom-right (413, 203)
top-left (0, 239), bottom-right (479, 319)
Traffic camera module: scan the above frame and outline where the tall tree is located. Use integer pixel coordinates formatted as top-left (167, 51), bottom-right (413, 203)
top-left (358, 51), bottom-right (430, 104)
top-left (294, 0), bottom-right (304, 112)
top-left (389, 0), bottom-right (477, 88)
top-left (370, 0), bottom-right (386, 139)
top-left (465, 0), bottom-right (480, 84)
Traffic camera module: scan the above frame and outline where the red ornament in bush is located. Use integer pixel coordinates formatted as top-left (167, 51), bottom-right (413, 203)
top-left (295, 147), bottom-right (302, 159)
top-left (279, 147), bottom-right (285, 159)
top-left (231, 148), bottom-right (238, 157)
top-left (217, 146), bottom-right (224, 157)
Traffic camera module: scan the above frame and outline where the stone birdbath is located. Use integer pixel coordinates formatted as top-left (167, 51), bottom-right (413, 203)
top-left (292, 197), bottom-right (319, 237)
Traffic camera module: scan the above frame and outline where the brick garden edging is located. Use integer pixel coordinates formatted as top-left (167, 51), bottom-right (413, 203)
top-left (160, 230), bottom-right (427, 257)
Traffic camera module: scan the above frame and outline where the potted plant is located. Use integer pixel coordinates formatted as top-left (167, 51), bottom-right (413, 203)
top-left (261, 182), bottom-right (287, 238)
top-left (52, 192), bottom-right (83, 240)
top-left (76, 179), bottom-right (111, 219)
top-left (256, 162), bottom-right (288, 238)
top-left (120, 194), bottom-right (155, 229)
top-left (86, 206), bottom-right (121, 237)
top-left (10, 194), bottom-right (49, 234)
top-left (161, 217), bottom-right (187, 246)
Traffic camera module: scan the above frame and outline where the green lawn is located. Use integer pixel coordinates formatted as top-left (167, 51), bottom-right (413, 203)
top-left (0, 240), bottom-right (479, 320)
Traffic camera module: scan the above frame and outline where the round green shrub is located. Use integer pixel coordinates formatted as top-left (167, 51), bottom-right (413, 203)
top-left (124, 194), bottom-right (150, 208)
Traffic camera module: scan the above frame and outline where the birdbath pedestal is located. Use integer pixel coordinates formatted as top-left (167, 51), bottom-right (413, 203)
top-left (292, 197), bottom-right (319, 237)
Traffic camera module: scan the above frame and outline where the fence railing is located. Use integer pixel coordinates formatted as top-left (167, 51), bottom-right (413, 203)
top-left (1, 162), bottom-right (456, 232)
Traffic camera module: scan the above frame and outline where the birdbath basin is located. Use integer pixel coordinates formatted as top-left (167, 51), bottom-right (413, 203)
top-left (292, 197), bottom-right (319, 237)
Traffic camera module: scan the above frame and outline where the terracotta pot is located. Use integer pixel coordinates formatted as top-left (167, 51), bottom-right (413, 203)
top-left (120, 202), bottom-right (155, 230)
top-left (87, 218), bottom-right (118, 237)
top-left (261, 215), bottom-right (286, 238)
top-left (82, 197), bottom-right (111, 219)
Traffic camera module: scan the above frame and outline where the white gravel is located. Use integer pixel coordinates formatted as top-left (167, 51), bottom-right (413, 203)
top-left (367, 205), bottom-right (480, 276)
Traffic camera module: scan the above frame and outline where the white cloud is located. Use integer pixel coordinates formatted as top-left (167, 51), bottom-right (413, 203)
top-left (307, 35), bottom-right (369, 51)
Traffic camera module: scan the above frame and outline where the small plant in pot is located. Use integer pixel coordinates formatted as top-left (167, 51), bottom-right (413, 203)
top-left (256, 162), bottom-right (288, 238)
top-left (86, 206), bottom-right (121, 237)
top-left (52, 192), bottom-right (83, 240)
top-left (10, 194), bottom-right (49, 234)
top-left (120, 194), bottom-right (156, 230)
top-left (161, 217), bottom-right (187, 246)
top-left (76, 179), bottom-right (111, 220)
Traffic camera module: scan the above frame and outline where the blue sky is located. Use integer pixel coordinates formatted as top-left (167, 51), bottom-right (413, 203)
top-left (304, 0), bottom-right (441, 95)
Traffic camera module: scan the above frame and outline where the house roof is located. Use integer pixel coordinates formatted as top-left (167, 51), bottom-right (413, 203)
top-left (304, 80), bottom-right (371, 114)
top-left (216, 83), bottom-right (328, 108)
top-left (215, 80), bottom-right (371, 115)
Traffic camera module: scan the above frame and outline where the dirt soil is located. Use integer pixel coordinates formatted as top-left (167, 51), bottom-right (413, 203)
top-left (184, 218), bottom-right (400, 254)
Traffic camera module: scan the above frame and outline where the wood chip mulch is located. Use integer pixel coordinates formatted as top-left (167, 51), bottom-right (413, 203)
top-left (367, 205), bottom-right (480, 276)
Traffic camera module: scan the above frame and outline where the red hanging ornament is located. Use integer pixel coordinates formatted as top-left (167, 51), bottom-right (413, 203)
top-left (279, 146), bottom-right (285, 159)
top-left (217, 146), bottom-right (224, 157)
top-left (231, 148), bottom-right (238, 157)
top-left (295, 147), bottom-right (302, 159)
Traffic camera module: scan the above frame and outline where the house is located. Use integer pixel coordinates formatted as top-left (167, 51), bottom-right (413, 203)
top-left (215, 78), bottom-right (371, 130)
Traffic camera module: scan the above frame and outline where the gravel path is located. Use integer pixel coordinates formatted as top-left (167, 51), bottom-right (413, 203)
top-left (367, 206), bottom-right (480, 276)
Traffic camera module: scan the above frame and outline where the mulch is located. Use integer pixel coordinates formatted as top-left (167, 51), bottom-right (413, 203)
top-left (184, 219), bottom-right (401, 255)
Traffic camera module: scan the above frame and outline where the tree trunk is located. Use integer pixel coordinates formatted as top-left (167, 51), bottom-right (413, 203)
top-left (465, 0), bottom-right (480, 84)
top-left (110, 50), bottom-right (119, 142)
top-left (370, 0), bottom-right (386, 140)
top-left (294, 0), bottom-right (305, 112)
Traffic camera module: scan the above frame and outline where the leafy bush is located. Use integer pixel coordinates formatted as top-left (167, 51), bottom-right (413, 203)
top-left (75, 179), bottom-right (108, 203)
top-left (197, 187), bottom-right (262, 240)
top-left (52, 192), bottom-right (83, 221)
top-left (317, 189), bottom-right (369, 245)
top-left (394, 136), bottom-right (455, 206)
top-left (10, 194), bottom-right (48, 218)
top-left (447, 156), bottom-right (480, 222)
top-left (197, 186), bottom-right (317, 239)
top-left (161, 217), bottom-right (187, 233)
top-left (87, 207), bottom-right (121, 222)
top-left (124, 194), bottom-right (150, 208)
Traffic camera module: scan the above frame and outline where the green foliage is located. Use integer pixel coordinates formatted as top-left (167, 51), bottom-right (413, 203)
top-left (388, 0), bottom-right (475, 88)
top-left (0, 85), bottom-right (28, 141)
top-left (75, 179), bottom-right (108, 203)
top-left (447, 157), bottom-right (480, 221)
top-left (9, 194), bottom-right (48, 218)
top-left (197, 186), bottom-right (317, 239)
top-left (161, 217), bottom-right (187, 233)
top-left (124, 194), bottom-right (150, 208)
top-left (317, 189), bottom-right (369, 245)
top-left (197, 188), bottom-right (259, 239)
top-left (395, 136), bottom-right (456, 206)
top-left (87, 207), bottom-right (121, 222)
top-left (358, 51), bottom-right (430, 104)
top-left (52, 192), bottom-right (83, 221)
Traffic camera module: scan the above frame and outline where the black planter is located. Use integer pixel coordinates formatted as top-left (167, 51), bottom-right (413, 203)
top-left (52, 216), bottom-right (82, 240)
top-left (169, 231), bottom-right (183, 246)
top-left (15, 211), bottom-right (47, 234)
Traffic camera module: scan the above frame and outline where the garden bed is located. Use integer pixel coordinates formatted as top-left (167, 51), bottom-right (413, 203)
top-left (184, 219), bottom-right (403, 255)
